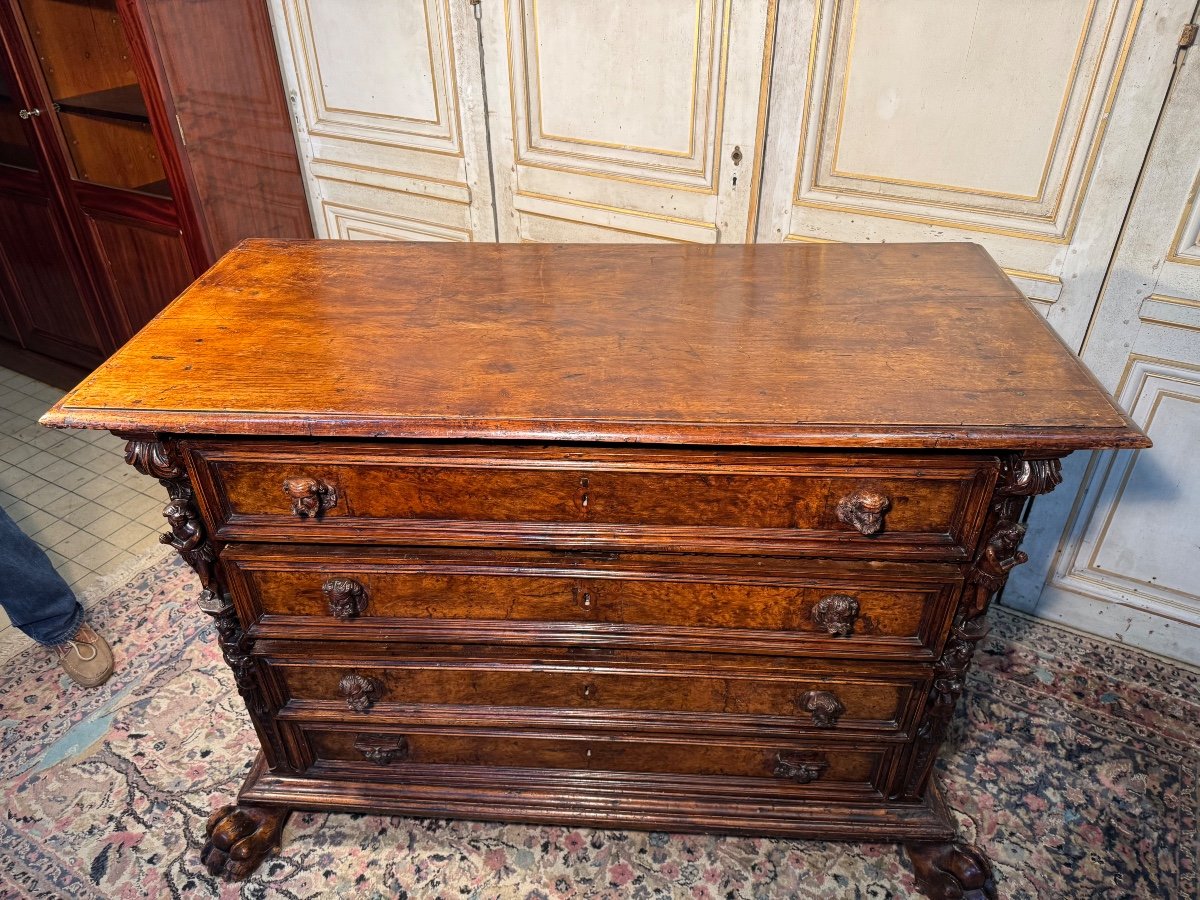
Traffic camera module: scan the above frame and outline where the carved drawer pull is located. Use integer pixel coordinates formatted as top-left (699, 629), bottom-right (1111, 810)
top-left (323, 577), bottom-right (368, 620)
top-left (811, 594), bottom-right (860, 637)
top-left (773, 751), bottom-right (829, 784)
top-left (339, 673), bottom-right (384, 711)
top-left (353, 734), bottom-right (408, 765)
top-left (799, 690), bottom-right (845, 728)
top-left (283, 477), bottom-right (338, 518)
top-left (836, 488), bottom-right (890, 535)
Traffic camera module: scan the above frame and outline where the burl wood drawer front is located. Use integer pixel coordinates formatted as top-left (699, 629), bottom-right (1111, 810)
top-left (224, 546), bottom-right (962, 660)
top-left (298, 725), bottom-right (889, 799)
top-left (264, 647), bottom-right (927, 739)
top-left (187, 442), bottom-right (998, 559)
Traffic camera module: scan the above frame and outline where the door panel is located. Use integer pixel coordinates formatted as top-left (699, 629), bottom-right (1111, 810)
top-left (1007, 23), bottom-right (1200, 664)
top-left (480, 0), bottom-right (776, 243)
top-left (0, 39), bottom-right (106, 364)
top-left (83, 208), bottom-right (194, 339)
top-left (265, 0), bottom-right (493, 242)
top-left (756, 0), bottom-right (1191, 348)
top-left (0, 183), bottom-right (106, 363)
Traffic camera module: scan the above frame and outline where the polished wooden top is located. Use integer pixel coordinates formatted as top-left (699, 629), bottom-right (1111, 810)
top-left (43, 240), bottom-right (1147, 450)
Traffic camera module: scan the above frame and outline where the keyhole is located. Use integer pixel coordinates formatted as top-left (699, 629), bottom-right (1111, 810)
top-left (580, 476), bottom-right (589, 509)
top-left (581, 591), bottom-right (592, 608)
top-left (583, 683), bottom-right (594, 698)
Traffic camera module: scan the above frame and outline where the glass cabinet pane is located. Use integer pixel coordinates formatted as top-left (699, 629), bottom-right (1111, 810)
top-left (18, 0), bottom-right (171, 197)
top-left (0, 68), bottom-right (36, 170)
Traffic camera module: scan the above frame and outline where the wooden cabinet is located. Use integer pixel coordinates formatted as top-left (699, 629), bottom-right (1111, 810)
top-left (0, 0), bottom-right (310, 383)
top-left (44, 241), bottom-right (1150, 895)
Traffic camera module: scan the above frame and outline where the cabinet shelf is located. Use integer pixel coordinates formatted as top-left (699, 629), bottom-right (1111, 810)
top-left (56, 84), bottom-right (148, 123)
top-left (136, 177), bottom-right (169, 198)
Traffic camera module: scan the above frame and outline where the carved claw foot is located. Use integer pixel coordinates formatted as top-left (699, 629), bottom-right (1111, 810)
top-left (904, 842), bottom-right (998, 900)
top-left (201, 803), bottom-right (289, 881)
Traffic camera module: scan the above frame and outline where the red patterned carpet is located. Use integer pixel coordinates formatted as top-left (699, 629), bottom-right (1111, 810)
top-left (1, 553), bottom-right (1196, 898)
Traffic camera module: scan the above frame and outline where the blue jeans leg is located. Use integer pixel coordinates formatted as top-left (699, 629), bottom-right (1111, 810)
top-left (0, 504), bottom-right (83, 646)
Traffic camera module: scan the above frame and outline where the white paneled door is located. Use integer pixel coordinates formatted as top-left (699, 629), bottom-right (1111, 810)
top-left (477, 0), bottom-right (778, 242)
top-left (266, 0), bottom-right (496, 241)
top-left (1007, 27), bottom-right (1200, 664)
top-left (263, 0), bottom-right (1199, 661)
top-left (756, 0), bottom-right (1192, 347)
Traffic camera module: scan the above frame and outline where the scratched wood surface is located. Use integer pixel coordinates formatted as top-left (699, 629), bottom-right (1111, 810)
top-left (43, 240), bottom-right (1147, 450)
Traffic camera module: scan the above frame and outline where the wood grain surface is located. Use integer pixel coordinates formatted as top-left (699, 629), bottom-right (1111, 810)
top-left (43, 240), bottom-right (1148, 450)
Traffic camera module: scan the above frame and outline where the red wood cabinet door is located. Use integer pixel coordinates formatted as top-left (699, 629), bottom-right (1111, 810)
top-left (81, 205), bottom-right (194, 340)
top-left (0, 49), bottom-right (107, 366)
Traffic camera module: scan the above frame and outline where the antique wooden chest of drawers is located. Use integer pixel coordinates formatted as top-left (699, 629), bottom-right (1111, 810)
top-left (44, 241), bottom-right (1149, 899)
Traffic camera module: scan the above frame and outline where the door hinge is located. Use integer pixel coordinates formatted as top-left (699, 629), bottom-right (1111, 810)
top-left (1180, 22), bottom-right (1198, 49)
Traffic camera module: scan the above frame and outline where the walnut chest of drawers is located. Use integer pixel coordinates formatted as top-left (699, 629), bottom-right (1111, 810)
top-left (44, 240), bottom-right (1149, 899)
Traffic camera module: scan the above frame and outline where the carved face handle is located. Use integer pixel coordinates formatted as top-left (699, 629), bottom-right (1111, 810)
top-left (323, 577), bottom-right (367, 620)
top-left (773, 751), bottom-right (829, 784)
top-left (353, 734), bottom-right (409, 765)
top-left (339, 673), bottom-right (384, 711)
top-left (836, 488), bottom-right (891, 535)
top-left (799, 690), bottom-right (845, 728)
top-left (282, 477), bottom-right (338, 518)
top-left (811, 594), bottom-right (860, 637)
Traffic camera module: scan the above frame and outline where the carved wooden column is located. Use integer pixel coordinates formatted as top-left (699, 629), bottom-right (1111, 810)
top-left (900, 455), bottom-right (1063, 900)
top-left (123, 436), bottom-right (290, 880)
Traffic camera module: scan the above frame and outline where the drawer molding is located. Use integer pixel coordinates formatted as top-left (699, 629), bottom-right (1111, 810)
top-left (188, 441), bottom-right (999, 560)
top-left (293, 722), bottom-right (894, 802)
top-left (261, 648), bottom-right (929, 741)
top-left (226, 546), bottom-right (964, 660)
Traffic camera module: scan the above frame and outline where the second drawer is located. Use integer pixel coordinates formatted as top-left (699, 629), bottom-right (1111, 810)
top-left (227, 546), bottom-right (963, 659)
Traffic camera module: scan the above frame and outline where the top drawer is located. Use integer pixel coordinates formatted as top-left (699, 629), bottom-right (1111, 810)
top-left (186, 442), bottom-right (998, 560)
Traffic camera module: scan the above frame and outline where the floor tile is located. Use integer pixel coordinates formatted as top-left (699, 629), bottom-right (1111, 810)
top-left (47, 528), bottom-right (101, 560)
top-left (74, 473), bottom-right (122, 501)
top-left (73, 539), bottom-right (124, 571)
top-left (27, 519), bottom-right (80, 550)
top-left (84, 509), bottom-right (135, 540)
top-left (0, 365), bottom-right (168, 613)
top-left (107, 519), bottom-right (156, 552)
top-left (6, 474), bottom-right (51, 500)
top-left (0, 443), bottom-right (40, 466)
top-left (26, 483), bottom-right (74, 510)
top-left (17, 508), bottom-right (61, 536)
top-left (62, 502), bottom-right (109, 530)
top-left (39, 491), bottom-right (95, 520)
top-left (94, 484), bottom-right (149, 517)
top-left (1, 498), bottom-right (38, 523)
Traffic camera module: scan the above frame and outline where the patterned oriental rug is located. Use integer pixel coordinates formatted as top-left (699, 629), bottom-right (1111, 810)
top-left (1, 553), bottom-right (1196, 899)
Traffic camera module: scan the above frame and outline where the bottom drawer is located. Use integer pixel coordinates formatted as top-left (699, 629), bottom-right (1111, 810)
top-left (299, 725), bottom-right (890, 799)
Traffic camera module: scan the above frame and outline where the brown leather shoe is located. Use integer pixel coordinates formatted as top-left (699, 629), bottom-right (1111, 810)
top-left (53, 622), bottom-right (114, 688)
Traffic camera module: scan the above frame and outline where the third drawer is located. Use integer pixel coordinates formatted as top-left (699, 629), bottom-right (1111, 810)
top-left (261, 641), bottom-right (932, 741)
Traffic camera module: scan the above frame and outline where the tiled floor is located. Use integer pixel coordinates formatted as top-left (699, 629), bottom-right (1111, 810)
top-left (0, 365), bottom-right (166, 661)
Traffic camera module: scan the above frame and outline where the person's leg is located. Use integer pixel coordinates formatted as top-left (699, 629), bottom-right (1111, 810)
top-left (0, 504), bottom-right (113, 686)
top-left (0, 503), bottom-right (84, 643)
